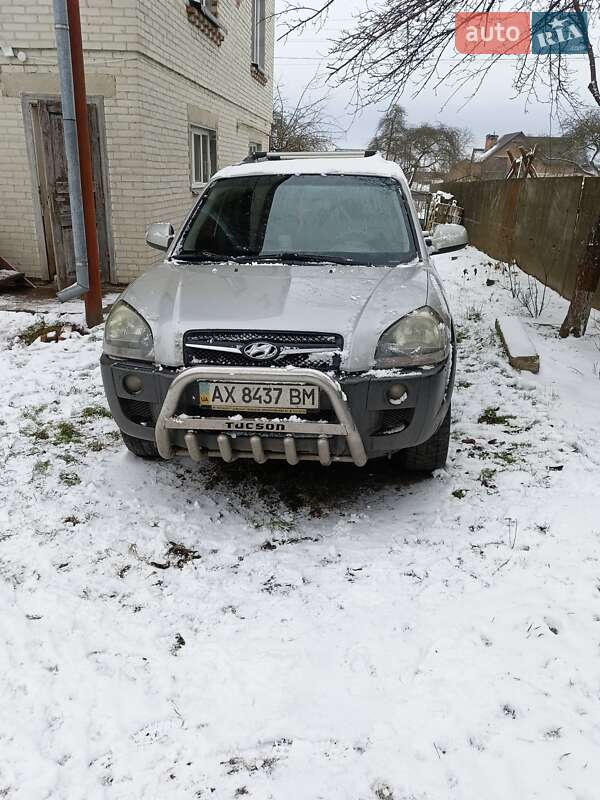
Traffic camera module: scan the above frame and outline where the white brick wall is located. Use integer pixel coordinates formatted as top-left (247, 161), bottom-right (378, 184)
top-left (0, 0), bottom-right (274, 283)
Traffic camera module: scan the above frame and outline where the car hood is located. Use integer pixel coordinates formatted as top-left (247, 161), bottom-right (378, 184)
top-left (122, 259), bottom-right (431, 370)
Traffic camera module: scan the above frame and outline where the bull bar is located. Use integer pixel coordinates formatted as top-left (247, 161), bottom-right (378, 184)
top-left (154, 366), bottom-right (368, 466)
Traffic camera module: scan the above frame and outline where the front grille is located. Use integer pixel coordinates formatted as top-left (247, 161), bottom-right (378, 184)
top-left (120, 399), bottom-right (154, 425)
top-left (378, 408), bottom-right (414, 435)
top-left (186, 330), bottom-right (343, 347)
top-left (183, 329), bottom-right (344, 370)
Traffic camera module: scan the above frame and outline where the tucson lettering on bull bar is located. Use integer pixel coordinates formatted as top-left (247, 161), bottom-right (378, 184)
top-left (224, 421), bottom-right (287, 432)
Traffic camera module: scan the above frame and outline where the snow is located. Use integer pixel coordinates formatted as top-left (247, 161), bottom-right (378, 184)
top-left (214, 153), bottom-right (409, 185)
top-left (1, 249), bottom-right (600, 798)
top-left (432, 190), bottom-right (454, 201)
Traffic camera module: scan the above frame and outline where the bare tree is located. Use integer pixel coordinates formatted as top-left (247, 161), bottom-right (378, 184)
top-left (279, 1), bottom-right (599, 111)
top-left (369, 106), bottom-right (470, 184)
top-left (562, 109), bottom-right (600, 173)
top-left (271, 82), bottom-right (340, 152)
top-left (368, 105), bottom-right (408, 161)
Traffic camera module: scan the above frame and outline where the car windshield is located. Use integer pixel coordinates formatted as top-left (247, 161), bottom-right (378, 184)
top-left (175, 174), bottom-right (418, 266)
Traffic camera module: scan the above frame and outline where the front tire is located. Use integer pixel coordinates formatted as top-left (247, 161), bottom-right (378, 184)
top-left (397, 405), bottom-right (451, 473)
top-left (121, 431), bottom-right (161, 459)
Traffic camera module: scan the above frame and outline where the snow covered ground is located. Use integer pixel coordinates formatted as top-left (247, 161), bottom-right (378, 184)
top-left (1, 248), bottom-right (599, 800)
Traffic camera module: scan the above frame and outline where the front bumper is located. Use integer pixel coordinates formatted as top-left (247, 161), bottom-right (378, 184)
top-left (101, 353), bottom-right (455, 465)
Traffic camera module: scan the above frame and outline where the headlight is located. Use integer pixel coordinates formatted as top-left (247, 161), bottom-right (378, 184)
top-left (104, 300), bottom-right (155, 361)
top-left (375, 306), bottom-right (450, 368)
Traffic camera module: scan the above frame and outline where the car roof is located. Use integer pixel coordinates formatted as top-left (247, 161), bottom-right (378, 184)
top-left (213, 153), bottom-right (409, 187)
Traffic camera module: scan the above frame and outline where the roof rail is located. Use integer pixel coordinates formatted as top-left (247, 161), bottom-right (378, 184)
top-left (243, 149), bottom-right (378, 163)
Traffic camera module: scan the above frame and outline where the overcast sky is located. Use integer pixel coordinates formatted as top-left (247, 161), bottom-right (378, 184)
top-left (274, 0), bottom-right (594, 151)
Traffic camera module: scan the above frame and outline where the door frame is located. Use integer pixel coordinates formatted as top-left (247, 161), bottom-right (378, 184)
top-left (22, 93), bottom-right (116, 284)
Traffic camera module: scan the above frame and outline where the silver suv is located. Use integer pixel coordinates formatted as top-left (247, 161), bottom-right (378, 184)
top-left (101, 151), bottom-right (462, 471)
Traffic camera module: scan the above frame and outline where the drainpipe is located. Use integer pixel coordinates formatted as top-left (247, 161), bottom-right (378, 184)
top-left (53, 0), bottom-right (89, 302)
top-left (67, 0), bottom-right (103, 326)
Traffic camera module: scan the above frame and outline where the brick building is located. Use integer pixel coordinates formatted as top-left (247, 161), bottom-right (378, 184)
top-left (0, 0), bottom-right (274, 286)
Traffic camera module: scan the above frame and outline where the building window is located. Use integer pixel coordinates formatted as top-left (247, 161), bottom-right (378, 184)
top-left (251, 0), bottom-right (266, 71)
top-left (191, 126), bottom-right (217, 188)
top-left (249, 141), bottom-right (262, 156)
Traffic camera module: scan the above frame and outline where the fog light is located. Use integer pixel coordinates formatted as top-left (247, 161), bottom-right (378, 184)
top-left (123, 373), bottom-right (143, 395)
top-left (387, 383), bottom-right (408, 406)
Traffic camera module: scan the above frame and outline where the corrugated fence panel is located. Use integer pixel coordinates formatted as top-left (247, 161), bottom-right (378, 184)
top-left (440, 177), bottom-right (600, 309)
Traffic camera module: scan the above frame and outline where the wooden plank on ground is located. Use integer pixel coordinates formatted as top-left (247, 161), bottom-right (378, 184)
top-left (495, 315), bottom-right (540, 374)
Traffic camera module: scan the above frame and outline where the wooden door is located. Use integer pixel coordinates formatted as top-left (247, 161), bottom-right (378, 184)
top-left (35, 99), bottom-right (110, 288)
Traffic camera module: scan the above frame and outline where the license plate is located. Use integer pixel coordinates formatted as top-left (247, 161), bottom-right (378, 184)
top-left (198, 382), bottom-right (319, 413)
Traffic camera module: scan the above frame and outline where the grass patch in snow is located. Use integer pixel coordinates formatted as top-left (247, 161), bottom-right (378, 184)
top-left (221, 755), bottom-right (279, 776)
top-left (22, 404), bottom-right (48, 421)
top-left (59, 471), bottom-right (81, 487)
top-left (465, 304), bottom-right (484, 322)
top-left (452, 489), bottom-right (468, 499)
top-left (171, 633), bottom-right (186, 655)
top-left (81, 405), bottom-right (112, 420)
top-left (478, 407), bottom-right (516, 426)
top-left (496, 449), bottom-right (519, 465)
top-left (544, 728), bottom-right (562, 739)
top-left (33, 459), bottom-right (50, 475)
top-left (25, 425), bottom-right (50, 442)
top-left (53, 421), bottom-right (81, 445)
top-left (479, 468), bottom-right (497, 488)
top-left (373, 783), bottom-right (394, 799)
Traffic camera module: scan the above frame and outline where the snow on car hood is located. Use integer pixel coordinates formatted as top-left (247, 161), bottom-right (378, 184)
top-left (122, 259), bottom-right (430, 370)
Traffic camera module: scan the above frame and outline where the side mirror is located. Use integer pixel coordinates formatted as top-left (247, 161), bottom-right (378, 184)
top-left (146, 222), bottom-right (174, 252)
top-left (429, 223), bottom-right (469, 255)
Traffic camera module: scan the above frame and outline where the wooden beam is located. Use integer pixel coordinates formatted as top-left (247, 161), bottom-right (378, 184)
top-left (496, 316), bottom-right (540, 373)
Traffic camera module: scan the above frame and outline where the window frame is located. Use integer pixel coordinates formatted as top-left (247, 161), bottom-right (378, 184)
top-left (251, 0), bottom-right (266, 71)
top-left (190, 125), bottom-right (217, 190)
top-left (248, 141), bottom-right (262, 156)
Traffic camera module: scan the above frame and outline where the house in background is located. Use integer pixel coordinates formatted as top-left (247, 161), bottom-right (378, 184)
top-left (0, 0), bottom-right (274, 288)
top-left (447, 131), bottom-right (591, 181)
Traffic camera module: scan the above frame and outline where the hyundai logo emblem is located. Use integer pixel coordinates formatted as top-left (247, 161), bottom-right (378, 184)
top-left (243, 341), bottom-right (280, 361)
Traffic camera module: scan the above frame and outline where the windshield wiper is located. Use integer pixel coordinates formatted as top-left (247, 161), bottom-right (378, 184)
top-left (236, 252), bottom-right (356, 265)
top-left (173, 250), bottom-right (359, 266)
top-left (173, 250), bottom-right (235, 263)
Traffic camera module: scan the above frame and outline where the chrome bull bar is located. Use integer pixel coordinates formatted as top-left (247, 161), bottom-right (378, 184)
top-left (154, 367), bottom-right (368, 467)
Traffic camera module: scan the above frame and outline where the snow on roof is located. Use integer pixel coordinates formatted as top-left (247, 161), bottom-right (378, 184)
top-left (473, 132), bottom-right (522, 163)
top-left (213, 153), bottom-right (409, 185)
top-left (473, 131), bottom-right (582, 165)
